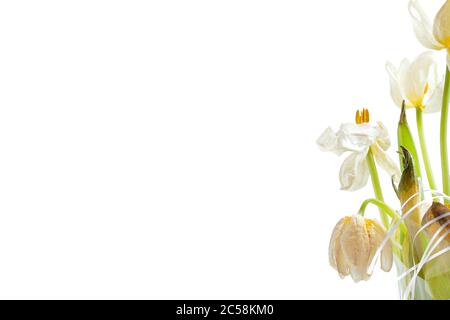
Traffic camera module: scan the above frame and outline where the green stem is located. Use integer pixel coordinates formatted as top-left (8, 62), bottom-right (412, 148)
top-left (366, 149), bottom-right (389, 228)
top-left (416, 108), bottom-right (437, 191)
top-left (358, 198), bottom-right (399, 219)
top-left (398, 103), bottom-right (422, 179)
top-left (441, 65), bottom-right (450, 203)
top-left (358, 198), bottom-right (408, 240)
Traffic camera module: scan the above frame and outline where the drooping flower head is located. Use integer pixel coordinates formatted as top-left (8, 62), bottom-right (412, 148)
top-left (329, 215), bottom-right (393, 282)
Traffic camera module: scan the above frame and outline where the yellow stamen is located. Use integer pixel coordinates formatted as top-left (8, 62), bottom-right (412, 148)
top-left (424, 83), bottom-right (429, 95)
top-left (363, 108), bottom-right (370, 123)
top-left (355, 110), bottom-right (362, 124)
top-left (364, 219), bottom-right (375, 228)
top-left (355, 108), bottom-right (370, 124)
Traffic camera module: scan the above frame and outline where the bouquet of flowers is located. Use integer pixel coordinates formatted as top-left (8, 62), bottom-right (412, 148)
top-left (317, 0), bottom-right (450, 300)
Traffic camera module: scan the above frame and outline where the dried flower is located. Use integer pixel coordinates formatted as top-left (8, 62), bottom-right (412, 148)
top-left (329, 215), bottom-right (393, 282)
top-left (317, 109), bottom-right (400, 191)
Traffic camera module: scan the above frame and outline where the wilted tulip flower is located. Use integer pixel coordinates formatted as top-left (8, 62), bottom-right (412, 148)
top-left (329, 215), bottom-right (393, 282)
top-left (317, 109), bottom-right (400, 191)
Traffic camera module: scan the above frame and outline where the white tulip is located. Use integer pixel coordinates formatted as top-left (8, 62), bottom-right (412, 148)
top-left (386, 52), bottom-right (443, 113)
top-left (409, 0), bottom-right (450, 68)
top-left (317, 109), bottom-right (400, 191)
top-left (329, 215), bottom-right (393, 282)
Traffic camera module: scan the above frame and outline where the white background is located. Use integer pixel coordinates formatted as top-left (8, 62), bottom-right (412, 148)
top-left (0, 1), bottom-right (447, 299)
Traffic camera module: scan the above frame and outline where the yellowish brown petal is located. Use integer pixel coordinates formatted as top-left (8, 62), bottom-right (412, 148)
top-left (329, 217), bottom-right (347, 268)
top-left (340, 216), bottom-right (370, 282)
top-left (371, 220), bottom-right (393, 272)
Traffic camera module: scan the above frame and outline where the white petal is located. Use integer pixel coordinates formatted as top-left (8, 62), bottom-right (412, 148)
top-left (317, 123), bottom-right (378, 156)
top-left (374, 122), bottom-right (391, 151)
top-left (401, 51), bottom-right (436, 107)
top-left (424, 78), bottom-right (444, 113)
top-left (385, 61), bottom-right (404, 107)
top-left (397, 59), bottom-right (416, 108)
top-left (371, 143), bottom-right (401, 186)
top-left (380, 239), bottom-right (393, 272)
top-left (339, 151), bottom-right (369, 191)
top-left (371, 220), bottom-right (393, 272)
top-left (409, 0), bottom-right (446, 50)
top-left (317, 127), bottom-right (343, 155)
top-left (338, 123), bottom-right (378, 153)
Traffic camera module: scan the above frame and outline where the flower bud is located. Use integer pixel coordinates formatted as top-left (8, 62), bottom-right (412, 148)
top-left (396, 146), bottom-right (422, 236)
top-left (422, 202), bottom-right (450, 245)
top-left (329, 215), bottom-right (392, 282)
top-left (421, 202), bottom-right (450, 279)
